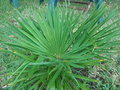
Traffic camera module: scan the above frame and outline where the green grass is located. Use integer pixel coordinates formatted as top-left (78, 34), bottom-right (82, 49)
top-left (0, 0), bottom-right (120, 89)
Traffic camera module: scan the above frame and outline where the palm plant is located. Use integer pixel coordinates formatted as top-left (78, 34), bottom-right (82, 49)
top-left (0, 5), bottom-right (120, 90)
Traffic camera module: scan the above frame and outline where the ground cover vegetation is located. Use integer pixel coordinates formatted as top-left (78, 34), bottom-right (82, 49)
top-left (0, 0), bottom-right (120, 90)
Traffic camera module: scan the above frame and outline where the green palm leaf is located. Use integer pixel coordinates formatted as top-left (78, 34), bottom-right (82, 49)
top-left (0, 5), bottom-right (120, 89)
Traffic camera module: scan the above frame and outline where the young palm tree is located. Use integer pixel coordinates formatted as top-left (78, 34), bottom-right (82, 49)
top-left (0, 5), bottom-right (120, 90)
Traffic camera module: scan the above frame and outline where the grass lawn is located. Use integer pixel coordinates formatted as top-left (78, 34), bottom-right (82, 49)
top-left (0, 0), bottom-right (120, 89)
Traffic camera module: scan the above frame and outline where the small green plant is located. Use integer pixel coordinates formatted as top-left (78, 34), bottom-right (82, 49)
top-left (0, 6), bottom-right (120, 89)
